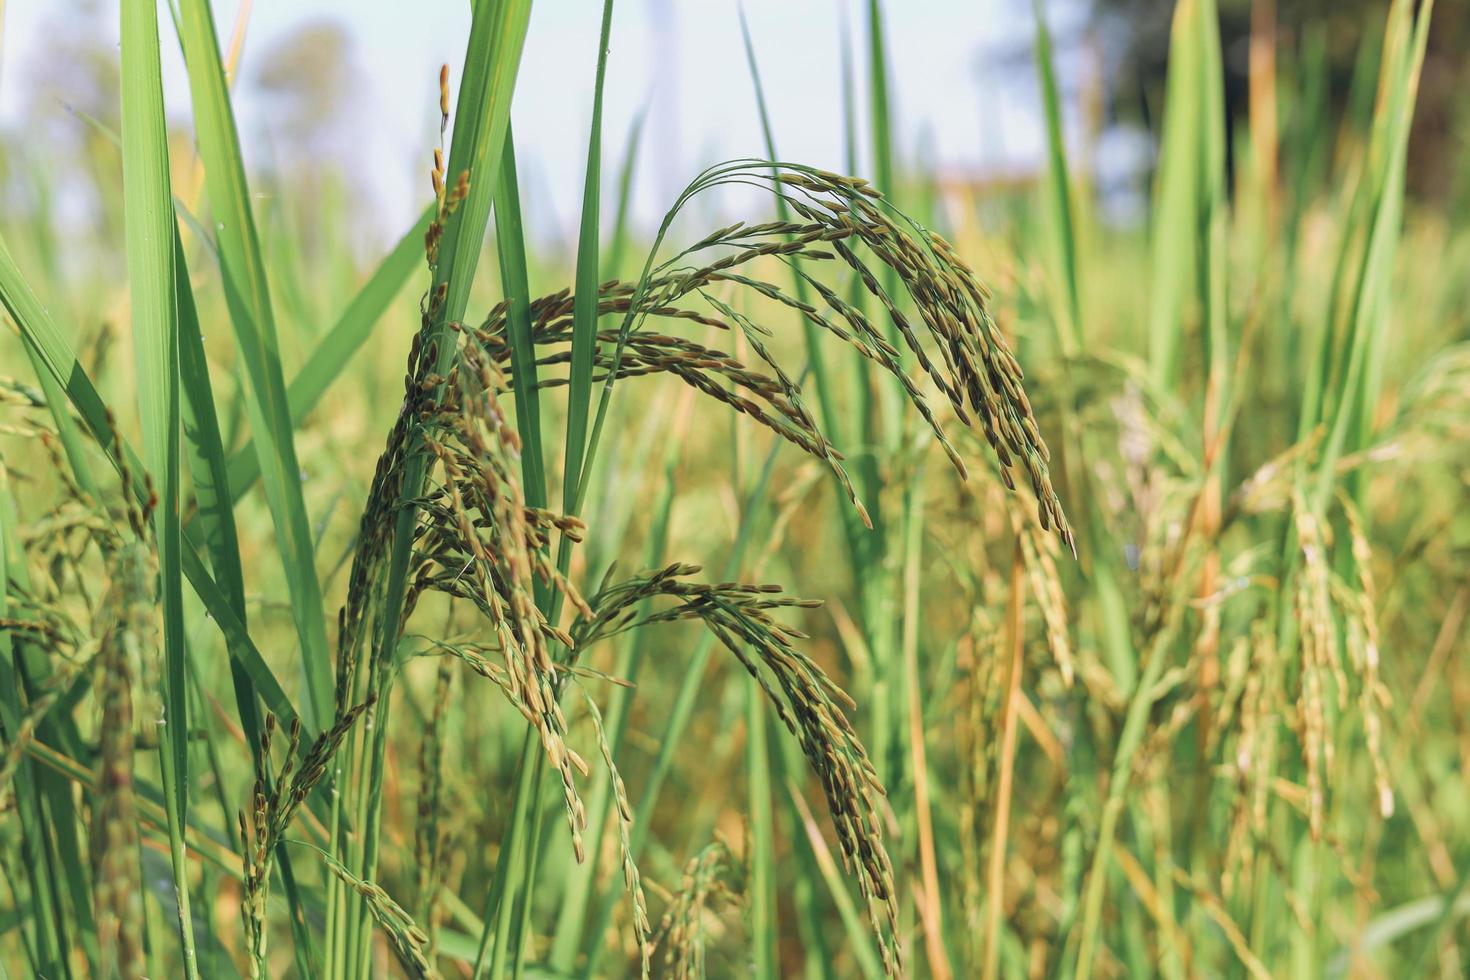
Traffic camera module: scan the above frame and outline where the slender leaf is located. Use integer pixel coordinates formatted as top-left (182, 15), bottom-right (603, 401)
top-left (177, 0), bottom-right (333, 731)
top-left (223, 206), bottom-right (435, 504)
top-left (561, 0), bottom-right (617, 517)
top-left (0, 231), bottom-right (303, 737)
top-left (1032, 0), bottom-right (1081, 353)
top-left (492, 126), bottom-right (546, 511)
top-left (119, 0), bottom-right (197, 972)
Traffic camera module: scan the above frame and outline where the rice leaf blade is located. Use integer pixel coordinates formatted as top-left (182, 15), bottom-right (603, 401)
top-left (0, 232), bottom-right (304, 737)
top-left (1032, 0), bottom-right (1082, 352)
top-left (1146, 0), bottom-right (1203, 388)
top-left (222, 206), bottom-right (435, 504)
top-left (561, 0), bottom-right (617, 517)
top-left (120, 0), bottom-right (197, 971)
top-left (176, 0), bottom-right (333, 731)
top-left (747, 689), bottom-right (778, 979)
top-left (493, 125), bottom-right (547, 511)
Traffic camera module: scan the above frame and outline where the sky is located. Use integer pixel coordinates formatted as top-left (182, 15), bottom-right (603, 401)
top-left (0, 0), bottom-right (1110, 249)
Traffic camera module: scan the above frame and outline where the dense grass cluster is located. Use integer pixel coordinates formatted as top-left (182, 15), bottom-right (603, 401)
top-left (0, 0), bottom-right (1467, 977)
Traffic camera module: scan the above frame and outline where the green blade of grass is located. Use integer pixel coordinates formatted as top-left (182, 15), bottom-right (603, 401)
top-left (773, 732), bottom-right (836, 980)
top-left (732, 353), bottom-right (774, 980)
top-left (1329, 890), bottom-right (1467, 978)
top-left (899, 460), bottom-right (955, 980)
top-left (179, 540), bottom-right (302, 727)
top-left (859, 0), bottom-right (908, 818)
top-left (489, 119), bottom-right (556, 636)
top-left (865, 0), bottom-right (895, 203)
top-left (1072, 609), bottom-right (1188, 980)
top-left (747, 689), bottom-right (777, 979)
top-left (1341, 7), bottom-right (1388, 149)
top-left (176, 232), bottom-right (256, 724)
top-left (21, 739), bottom-right (249, 881)
top-left (509, 772), bottom-right (552, 980)
top-left (1317, 0), bottom-right (1433, 512)
top-left (1031, 0), bottom-right (1136, 700)
top-left (1294, 100), bottom-right (1386, 444)
top-left (1146, 0), bottom-right (1204, 389)
top-left (222, 205), bottom-right (435, 504)
top-left (35, 772), bottom-right (101, 973)
top-left (429, 0), bottom-right (533, 334)
top-left (835, 2), bottom-right (886, 561)
top-left (1032, 0), bottom-right (1081, 354)
top-left (784, 774), bottom-right (885, 980)
top-left (176, 227), bottom-right (318, 970)
top-left (19, 345), bottom-right (102, 502)
top-left (121, 0), bottom-right (186, 800)
top-left (560, 0), bottom-right (616, 518)
top-left (1197, 0), bottom-right (1229, 419)
top-left (119, 0), bottom-right (197, 973)
top-left (468, 731), bottom-right (541, 978)
top-left (1032, 7), bottom-right (1131, 716)
top-left (176, 0), bottom-right (333, 732)
top-left (0, 232), bottom-right (303, 738)
top-left (177, 237), bottom-right (245, 612)
top-left (1, 640), bottom-right (103, 977)
top-left (864, 0), bottom-right (902, 368)
top-left (492, 125), bottom-right (546, 511)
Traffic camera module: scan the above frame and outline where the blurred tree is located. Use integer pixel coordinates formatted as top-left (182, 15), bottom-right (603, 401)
top-left (4, 0), bottom-right (126, 278)
top-left (1093, 0), bottom-right (1470, 198)
top-left (249, 17), bottom-right (366, 321)
top-left (253, 19), bottom-right (358, 160)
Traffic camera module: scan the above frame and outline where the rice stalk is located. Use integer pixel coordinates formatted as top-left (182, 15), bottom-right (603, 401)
top-left (413, 656), bottom-right (454, 960)
top-left (241, 701), bottom-right (375, 978)
top-left (649, 839), bottom-right (742, 980)
top-left (571, 680), bottom-right (650, 975)
top-left (298, 841), bottom-right (440, 980)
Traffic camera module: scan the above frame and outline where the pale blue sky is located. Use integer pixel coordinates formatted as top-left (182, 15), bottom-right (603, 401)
top-left (0, 1), bottom-right (1111, 247)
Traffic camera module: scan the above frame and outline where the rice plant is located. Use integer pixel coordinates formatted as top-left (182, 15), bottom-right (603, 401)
top-left (1, 0), bottom-right (1467, 977)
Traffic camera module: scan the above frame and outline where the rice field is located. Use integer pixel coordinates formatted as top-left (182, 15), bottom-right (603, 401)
top-left (0, 0), bottom-right (1467, 977)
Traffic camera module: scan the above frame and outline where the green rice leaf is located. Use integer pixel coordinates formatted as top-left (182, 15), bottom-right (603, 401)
top-left (223, 206), bottom-right (435, 505)
top-left (562, 0), bottom-right (617, 517)
top-left (0, 232), bottom-right (303, 738)
top-left (1032, 0), bottom-right (1082, 353)
top-left (493, 125), bottom-right (547, 511)
top-left (177, 0), bottom-right (333, 731)
top-left (119, 0), bottom-right (197, 971)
